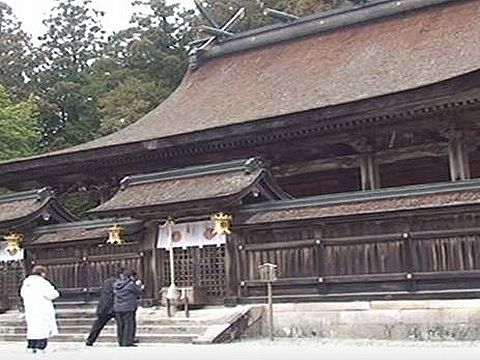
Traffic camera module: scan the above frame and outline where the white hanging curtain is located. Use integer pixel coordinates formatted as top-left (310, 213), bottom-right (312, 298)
top-left (157, 220), bottom-right (226, 249)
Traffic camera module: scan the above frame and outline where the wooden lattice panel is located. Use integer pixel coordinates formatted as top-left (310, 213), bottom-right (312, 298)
top-left (158, 245), bottom-right (225, 302)
top-left (0, 260), bottom-right (25, 310)
top-left (197, 245), bottom-right (225, 298)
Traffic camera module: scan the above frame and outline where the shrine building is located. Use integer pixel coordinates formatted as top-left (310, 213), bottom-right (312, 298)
top-left (1, 0), bottom-right (480, 308)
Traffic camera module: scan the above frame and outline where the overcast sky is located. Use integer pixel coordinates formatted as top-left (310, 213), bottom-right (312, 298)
top-left (4, 0), bottom-right (196, 39)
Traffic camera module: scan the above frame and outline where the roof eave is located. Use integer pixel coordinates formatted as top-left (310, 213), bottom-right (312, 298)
top-left (0, 69), bottom-right (478, 185)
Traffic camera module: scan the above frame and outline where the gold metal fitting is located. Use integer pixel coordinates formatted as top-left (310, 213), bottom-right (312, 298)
top-left (4, 233), bottom-right (23, 256)
top-left (211, 212), bottom-right (233, 235)
top-left (107, 224), bottom-right (124, 245)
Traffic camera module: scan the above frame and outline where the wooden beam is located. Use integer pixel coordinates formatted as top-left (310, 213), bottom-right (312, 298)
top-left (272, 155), bottom-right (358, 177)
top-left (273, 143), bottom-right (448, 179)
top-left (376, 143), bottom-right (448, 163)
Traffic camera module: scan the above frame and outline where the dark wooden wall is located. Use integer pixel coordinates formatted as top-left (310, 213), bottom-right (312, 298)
top-left (28, 241), bottom-right (147, 302)
top-left (230, 210), bottom-right (480, 302)
top-left (0, 260), bottom-right (25, 310)
top-left (23, 236), bottom-right (227, 305)
top-left (12, 209), bottom-right (480, 306)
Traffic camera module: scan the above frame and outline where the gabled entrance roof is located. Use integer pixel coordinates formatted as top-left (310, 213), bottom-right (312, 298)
top-left (90, 158), bottom-right (290, 219)
top-left (0, 188), bottom-right (77, 231)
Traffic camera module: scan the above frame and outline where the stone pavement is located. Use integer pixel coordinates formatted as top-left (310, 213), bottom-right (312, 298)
top-left (2, 339), bottom-right (480, 360)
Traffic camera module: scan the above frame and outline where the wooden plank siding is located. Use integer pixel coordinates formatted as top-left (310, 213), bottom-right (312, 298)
top-left (29, 242), bottom-right (147, 301)
top-left (235, 225), bottom-right (480, 301)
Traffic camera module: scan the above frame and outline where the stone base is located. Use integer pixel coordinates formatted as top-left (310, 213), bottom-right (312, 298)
top-left (252, 299), bottom-right (480, 341)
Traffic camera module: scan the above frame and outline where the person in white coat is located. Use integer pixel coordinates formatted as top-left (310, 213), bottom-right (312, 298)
top-left (20, 265), bottom-right (60, 353)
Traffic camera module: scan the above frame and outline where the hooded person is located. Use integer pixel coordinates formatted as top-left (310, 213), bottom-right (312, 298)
top-left (20, 265), bottom-right (60, 353)
top-left (113, 269), bottom-right (143, 347)
top-left (85, 269), bottom-right (122, 346)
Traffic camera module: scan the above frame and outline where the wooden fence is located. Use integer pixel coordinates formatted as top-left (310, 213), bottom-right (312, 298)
top-left (30, 242), bottom-right (147, 301)
top-left (236, 227), bottom-right (480, 301)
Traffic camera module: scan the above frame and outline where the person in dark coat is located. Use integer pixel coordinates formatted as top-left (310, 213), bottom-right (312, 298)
top-left (113, 269), bottom-right (143, 347)
top-left (85, 271), bottom-right (121, 346)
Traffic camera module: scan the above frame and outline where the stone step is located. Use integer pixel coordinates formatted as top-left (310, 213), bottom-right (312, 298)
top-left (54, 301), bottom-right (98, 309)
top-left (0, 311), bottom-right (97, 320)
top-left (56, 318), bottom-right (210, 326)
top-left (55, 311), bottom-right (97, 319)
top-left (0, 333), bottom-right (198, 343)
top-left (0, 317), bottom-right (214, 327)
top-left (0, 324), bottom-right (206, 335)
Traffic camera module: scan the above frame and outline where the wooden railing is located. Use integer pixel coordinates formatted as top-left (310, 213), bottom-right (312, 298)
top-left (237, 227), bottom-right (480, 300)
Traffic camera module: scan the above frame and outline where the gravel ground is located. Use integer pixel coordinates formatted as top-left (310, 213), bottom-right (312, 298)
top-left (2, 338), bottom-right (480, 360)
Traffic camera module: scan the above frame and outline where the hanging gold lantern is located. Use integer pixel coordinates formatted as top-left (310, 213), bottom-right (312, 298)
top-left (211, 213), bottom-right (232, 235)
top-left (107, 225), bottom-right (124, 245)
top-left (4, 233), bottom-right (23, 256)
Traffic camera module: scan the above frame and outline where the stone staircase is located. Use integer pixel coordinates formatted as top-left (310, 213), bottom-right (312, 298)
top-left (0, 301), bottom-right (263, 344)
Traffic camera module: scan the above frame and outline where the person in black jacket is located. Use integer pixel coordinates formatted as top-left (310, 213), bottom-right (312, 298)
top-left (113, 269), bottom-right (143, 347)
top-left (85, 270), bottom-right (121, 346)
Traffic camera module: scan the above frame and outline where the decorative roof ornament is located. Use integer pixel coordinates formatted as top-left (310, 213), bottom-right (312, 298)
top-left (107, 224), bottom-right (124, 245)
top-left (211, 212), bottom-right (233, 235)
top-left (189, 0), bottom-right (245, 69)
top-left (244, 157), bottom-right (263, 174)
top-left (263, 8), bottom-right (299, 22)
top-left (4, 233), bottom-right (23, 256)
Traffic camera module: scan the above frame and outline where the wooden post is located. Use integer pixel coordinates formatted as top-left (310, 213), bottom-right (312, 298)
top-left (359, 154), bottom-right (379, 190)
top-left (144, 221), bottom-right (160, 302)
top-left (457, 138), bottom-right (471, 180)
top-left (448, 139), bottom-right (459, 181)
top-left (267, 281), bottom-right (273, 340)
top-left (225, 233), bottom-right (241, 305)
top-left (166, 299), bottom-right (172, 317)
top-left (184, 292), bottom-right (190, 318)
top-left (259, 263), bottom-right (277, 341)
top-left (448, 131), bottom-right (471, 181)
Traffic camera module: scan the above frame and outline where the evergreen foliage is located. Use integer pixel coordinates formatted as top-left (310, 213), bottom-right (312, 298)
top-left (0, 85), bottom-right (40, 161)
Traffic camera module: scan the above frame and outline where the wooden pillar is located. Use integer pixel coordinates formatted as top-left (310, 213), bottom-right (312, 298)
top-left (224, 231), bottom-right (239, 305)
top-left (144, 221), bottom-right (160, 303)
top-left (359, 154), bottom-right (380, 190)
top-left (448, 132), bottom-right (471, 181)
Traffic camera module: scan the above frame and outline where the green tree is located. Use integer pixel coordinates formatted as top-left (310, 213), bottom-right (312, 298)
top-left (31, 0), bottom-right (106, 150)
top-left (0, 85), bottom-right (40, 161)
top-left (95, 0), bottom-right (192, 135)
top-left (0, 1), bottom-right (32, 99)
